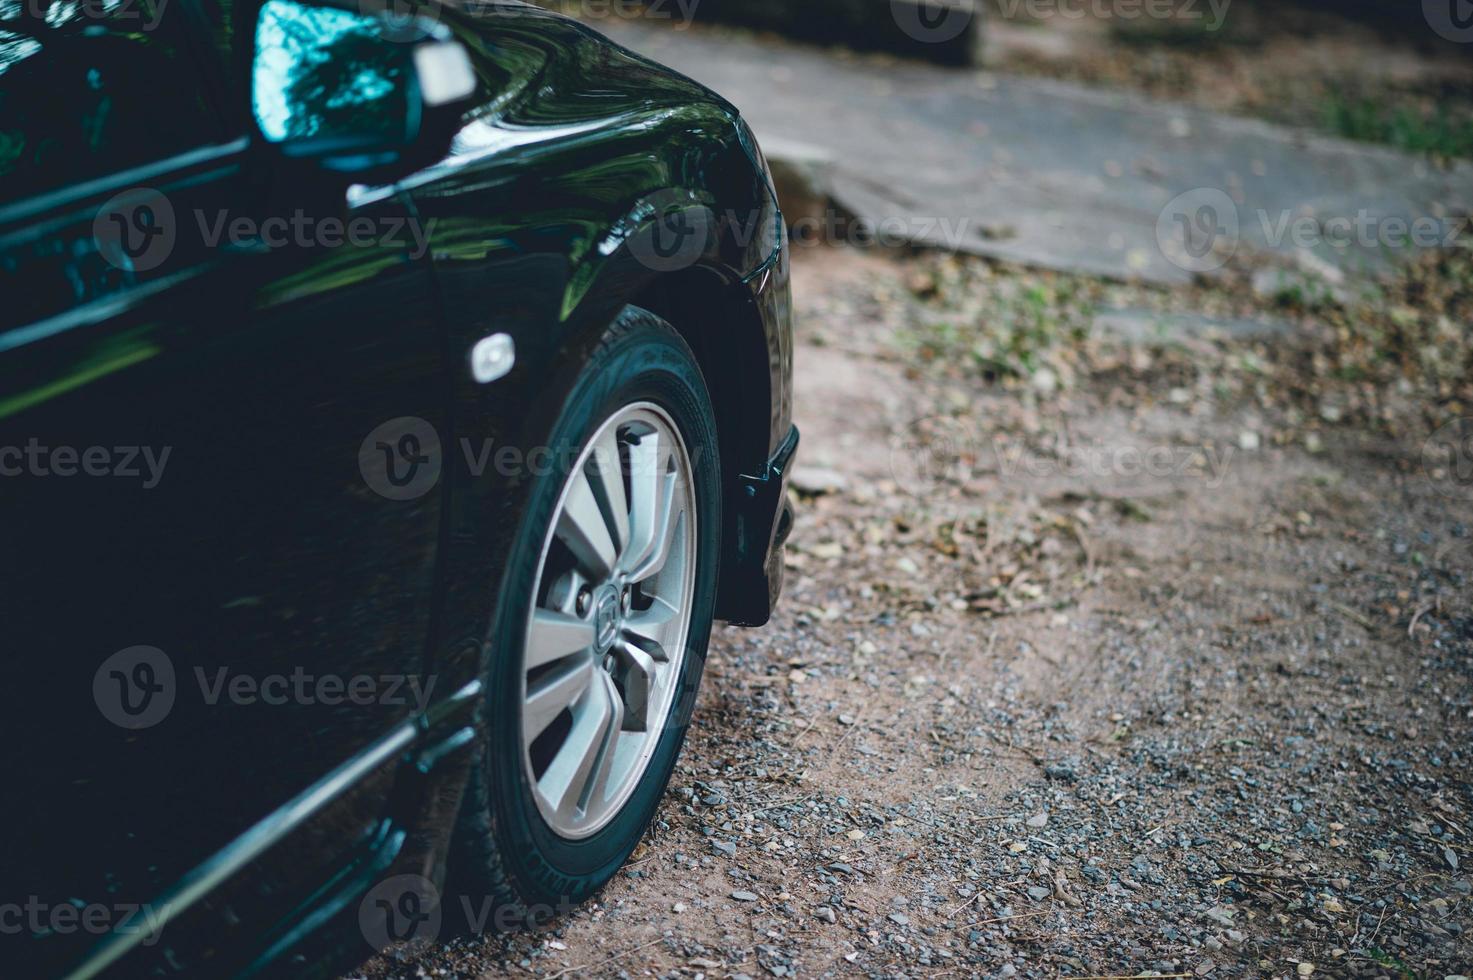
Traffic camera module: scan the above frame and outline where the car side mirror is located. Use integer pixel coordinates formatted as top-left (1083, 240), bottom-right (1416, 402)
top-left (251, 0), bottom-right (477, 174)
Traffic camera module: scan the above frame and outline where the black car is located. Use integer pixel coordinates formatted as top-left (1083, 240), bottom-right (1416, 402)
top-left (0, 0), bottom-right (795, 975)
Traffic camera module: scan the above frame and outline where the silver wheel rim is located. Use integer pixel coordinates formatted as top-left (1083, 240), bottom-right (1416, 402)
top-left (519, 402), bottom-right (697, 840)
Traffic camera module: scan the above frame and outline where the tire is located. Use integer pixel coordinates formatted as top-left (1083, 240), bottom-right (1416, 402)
top-left (450, 306), bottom-right (720, 930)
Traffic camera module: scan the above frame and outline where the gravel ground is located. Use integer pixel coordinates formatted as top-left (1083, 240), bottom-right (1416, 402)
top-left (358, 243), bottom-right (1473, 979)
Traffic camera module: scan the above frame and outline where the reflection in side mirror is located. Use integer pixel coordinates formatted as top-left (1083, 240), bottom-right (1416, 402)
top-left (253, 0), bottom-right (414, 151)
top-left (414, 39), bottom-right (477, 109)
top-left (252, 0), bottom-right (477, 170)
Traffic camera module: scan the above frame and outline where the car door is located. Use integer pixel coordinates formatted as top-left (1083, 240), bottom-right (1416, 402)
top-left (0, 1), bottom-right (447, 972)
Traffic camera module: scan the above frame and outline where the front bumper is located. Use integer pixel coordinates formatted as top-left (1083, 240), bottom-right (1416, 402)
top-left (715, 424), bottom-right (799, 627)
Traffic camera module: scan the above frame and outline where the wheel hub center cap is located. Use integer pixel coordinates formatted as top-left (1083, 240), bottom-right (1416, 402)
top-left (593, 586), bottom-right (620, 653)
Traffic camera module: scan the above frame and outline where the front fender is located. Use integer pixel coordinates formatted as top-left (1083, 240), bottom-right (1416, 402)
top-left (397, 0), bottom-right (786, 693)
top-left (403, 0), bottom-right (779, 300)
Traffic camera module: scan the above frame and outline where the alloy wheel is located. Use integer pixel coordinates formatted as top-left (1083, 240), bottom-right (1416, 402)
top-left (519, 402), bottom-right (697, 839)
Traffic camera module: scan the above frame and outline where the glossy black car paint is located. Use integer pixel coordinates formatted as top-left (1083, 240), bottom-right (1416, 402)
top-left (0, 1), bottom-right (794, 975)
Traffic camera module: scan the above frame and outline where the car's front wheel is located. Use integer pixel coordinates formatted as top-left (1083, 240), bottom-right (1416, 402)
top-left (452, 307), bottom-right (720, 925)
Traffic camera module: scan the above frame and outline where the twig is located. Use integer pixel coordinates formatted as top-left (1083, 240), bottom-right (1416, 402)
top-left (945, 889), bottom-right (984, 919)
top-left (1061, 975), bottom-right (1190, 980)
top-left (985, 599), bottom-right (1070, 620)
top-left (959, 910), bottom-right (1048, 929)
top-left (1220, 865), bottom-right (1335, 886)
top-left (789, 715), bottom-right (821, 747)
top-left (827, 711), bottom-right (866, 760)
top-left (1069, 518), bottom-right (1095, 575)
top-left (1329, 600), bottom-right (1375, 631)
top-left (543, 937), bottom-right (664, 980)
top-left (735, 793), bottom-right (815, 823)
top-left (1366, 902), bottom-right (1391, 949)
top-left (1408, 599), bottom-right (1435, 638)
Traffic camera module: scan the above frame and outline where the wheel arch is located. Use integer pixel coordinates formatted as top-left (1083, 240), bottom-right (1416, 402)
top-left (628, 268), bottom-right (776, 622)
top-left (629, 268), bottom-right (772, 485)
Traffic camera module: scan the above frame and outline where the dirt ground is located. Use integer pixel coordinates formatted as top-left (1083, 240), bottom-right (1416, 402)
top-left (357, 241), bottom-right (1473, 979)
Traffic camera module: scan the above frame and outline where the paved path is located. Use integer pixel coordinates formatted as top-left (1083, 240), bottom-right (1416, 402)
top-left (602, 20), bottom-right (1473, 286)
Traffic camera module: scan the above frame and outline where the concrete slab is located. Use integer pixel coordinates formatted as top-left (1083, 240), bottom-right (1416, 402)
top-left (1092, 308), bottom-right (1294, 344)
top-left (597, 20), bottom-right (1473, 287)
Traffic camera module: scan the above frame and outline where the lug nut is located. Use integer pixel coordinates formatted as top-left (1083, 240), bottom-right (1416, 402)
top-left (576, 586), bottom-right (592, 616)
top-left (621, 589), bottom-right (632, 612)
